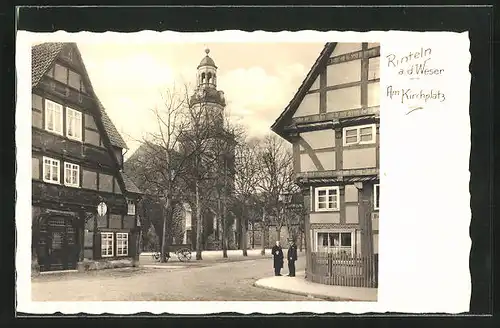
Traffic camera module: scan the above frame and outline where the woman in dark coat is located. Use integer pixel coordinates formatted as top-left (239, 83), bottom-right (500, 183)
top-left (271, 241), bottom-right (284, 276)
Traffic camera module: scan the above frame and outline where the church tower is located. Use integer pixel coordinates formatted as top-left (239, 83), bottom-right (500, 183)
top-left (189, 47), bottom-right (226, 129)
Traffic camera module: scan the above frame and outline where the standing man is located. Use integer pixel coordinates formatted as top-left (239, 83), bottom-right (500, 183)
top-left (287, 239), bottom-right (298, 277)
top-left (271, 241), bottom-right (284, 276)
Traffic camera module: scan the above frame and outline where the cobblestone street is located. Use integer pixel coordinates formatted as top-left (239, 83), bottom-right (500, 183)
top-left (31, 254), bottom-right (322, 301)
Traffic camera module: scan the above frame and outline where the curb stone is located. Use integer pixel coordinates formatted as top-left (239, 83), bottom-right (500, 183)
top-left (252, 281), bottom-right (354, 302)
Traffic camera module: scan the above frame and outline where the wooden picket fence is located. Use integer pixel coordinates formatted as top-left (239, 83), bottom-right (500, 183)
top-left (309, 252), bottom-right (379, 288)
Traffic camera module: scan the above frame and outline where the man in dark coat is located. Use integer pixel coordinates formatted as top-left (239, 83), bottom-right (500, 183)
top-left (287, 239), bottom-right (298, 277)
top-left (271, 241), bottom-right (284, 276)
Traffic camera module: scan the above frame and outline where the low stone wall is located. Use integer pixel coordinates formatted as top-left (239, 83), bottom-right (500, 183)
top-left (77, 258), bottom-right (137, 272)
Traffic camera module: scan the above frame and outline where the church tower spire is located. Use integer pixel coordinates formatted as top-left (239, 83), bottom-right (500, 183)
top-left (191, 46), bottom-right (226, 109)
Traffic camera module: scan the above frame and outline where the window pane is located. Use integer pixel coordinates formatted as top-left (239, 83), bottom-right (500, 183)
top-left (326, 60), bottom-right (361, 86)
top-left (68, 70), bottom-right (81, 90)
top-left (345, 129), bottom-right (357, 137)
top-left (346, 136), bottom-right (357, 143)
top-left (318, 196), bottom-right (326, 202)
top-left (318, 233), bottom-right (328, 247)
top-left (341, 233), bottom-right (352, 247)
top-left (326, 86), bottom-right (361, 112)
top-left (330, 233), bottom-right (340, 246)
top-left (318, 203), bottom-right (326, 209)
top-left (360, 127), bottom-right (372, 135)
top-left (54, 63), bottom-right (68, 84)
top-left (360, 134), bottom-right (373, 142)
top-left (318, 190), bottom-right (326, 196)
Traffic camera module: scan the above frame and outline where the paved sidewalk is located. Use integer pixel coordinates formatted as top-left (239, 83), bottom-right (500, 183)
top-left (254, 272), bottom-right (377, 302)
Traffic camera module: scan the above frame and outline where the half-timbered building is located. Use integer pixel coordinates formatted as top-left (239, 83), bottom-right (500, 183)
top-left (271, 42), bottom-right (380, 285)
top-left (31, 43), bottom-right (143, 272)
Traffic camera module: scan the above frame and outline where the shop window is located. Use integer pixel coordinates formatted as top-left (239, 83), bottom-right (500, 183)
top-left (316, 231), bottom-right (353, 255)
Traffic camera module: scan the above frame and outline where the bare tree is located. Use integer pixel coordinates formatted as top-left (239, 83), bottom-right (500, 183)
top-left (180, 89), bottom-right (229, 260)
top-left (233, 136), bottom-right (261, 256)
top-left (124, 84), bottom-right (194, 263)
top-left (257, 134), bottom-right (296, 244)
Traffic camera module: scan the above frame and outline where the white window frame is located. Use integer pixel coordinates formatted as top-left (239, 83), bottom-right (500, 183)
top-left (374, 183), bottom-right (380, 210)
top-left (127, 199), bottom-right (136, 216)
top-left (343, 123), bottom-right (376, 146)
top-left (42, 156), bottom-right (60, 184)
top-left (44, 99), bottom-right (63, 135)
top-left (66, 107), bottom-right (82, 141)
top-left (64, 162), bottom-right (80, 188)
top-left (314, 229), bottom-right (355, 255)
top-left (101, 232), bottom-right (114, 257)
top-left (315, 186), bottom-right (340, 212)
top-left (116, 233), bottom-right (129, 256)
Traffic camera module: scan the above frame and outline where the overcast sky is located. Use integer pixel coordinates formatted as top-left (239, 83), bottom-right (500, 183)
top-left (77, 42), bottom-right (324, 158)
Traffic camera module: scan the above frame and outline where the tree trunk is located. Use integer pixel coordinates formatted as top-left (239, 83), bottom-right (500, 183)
top-left (260, 209), bottom-right (266, 256)
top-left (241, 209), bottom-right (248, 256)
top-left (276, 226), bottom-right (281, 244)
top-left (195, 180), bottom-right (203, 260)
top-left (160, 197), bottom-right (171, 263)
top-left (221, 197), bottom-right (228, 258)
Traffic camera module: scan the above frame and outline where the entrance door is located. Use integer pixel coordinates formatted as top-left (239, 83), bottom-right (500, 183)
top-left (38, 216), bottom-right (79, 271)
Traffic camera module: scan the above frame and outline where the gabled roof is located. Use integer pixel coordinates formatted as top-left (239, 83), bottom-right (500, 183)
top-left (270, 43), bottom-right (336, 141)
top-left (31, 42), bottom-right (128, 149)
top-left (120, 171), bottom-right (143, 195)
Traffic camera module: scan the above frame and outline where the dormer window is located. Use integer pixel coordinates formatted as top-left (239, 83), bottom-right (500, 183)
top-left (127, 200), bottom-right (136, 215)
